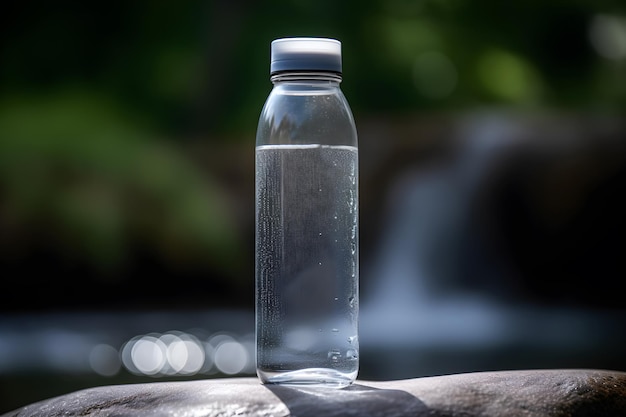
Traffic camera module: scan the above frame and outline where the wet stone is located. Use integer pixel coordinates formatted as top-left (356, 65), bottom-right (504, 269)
top-left (3, 369), bottom-right (626, 417)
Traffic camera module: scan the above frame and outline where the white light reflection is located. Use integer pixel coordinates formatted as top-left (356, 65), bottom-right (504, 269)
top-left (89, 344), bottom-right (121, 376)
top-left (131, 335), bottom-right (167, 375)
top-left (214, 341), bottom-right (248, 375)
top-left (121, 335), bottom-right (142, 375)
top-left (201, 342), bottom-right (216, 374)
top-left (164, 332), bottom-right (205, 375)
top-left (118, 330), bottom-right (254, 377)
top-left (589, 14), bottom-right (626, 60)
top-left (159, 332), bottom-right (183, 375)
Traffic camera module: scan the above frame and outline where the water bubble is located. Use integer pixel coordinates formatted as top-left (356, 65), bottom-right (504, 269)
top-left (331, 328), bottom-right (339, 334)
top-left (334, 297), bottom-right (338, 301)
top-left (348, 297), bottom-right (355, 308)
top-left (328, 349), bottom-right (341, 363)
top-left (346, 349), bottom-right (358, 360)
top-left (347, 335), bottom-right (357, 345)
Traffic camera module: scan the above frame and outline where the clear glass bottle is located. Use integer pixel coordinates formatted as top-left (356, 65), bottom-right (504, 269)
top-left (255, 37), bottom-right (359, 387)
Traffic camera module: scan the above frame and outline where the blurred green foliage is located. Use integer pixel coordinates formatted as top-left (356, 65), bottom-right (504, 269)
top-left (0, 0), bottom-right (625, 309)
top-left (2, 1), bottom-right (625, 127)
top-left (0, 92), bottom-right (239, 277)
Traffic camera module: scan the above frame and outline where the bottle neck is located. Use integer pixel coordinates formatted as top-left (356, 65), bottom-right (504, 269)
top-left (270, 71), bottom-right (342, 84)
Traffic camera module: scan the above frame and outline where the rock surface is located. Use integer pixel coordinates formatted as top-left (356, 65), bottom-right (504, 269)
top-left (3, 369), bottom-right (626, 417)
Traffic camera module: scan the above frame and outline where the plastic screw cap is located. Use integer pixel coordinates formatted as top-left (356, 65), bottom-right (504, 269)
top-left (270, 37), bottom-right (342, 75)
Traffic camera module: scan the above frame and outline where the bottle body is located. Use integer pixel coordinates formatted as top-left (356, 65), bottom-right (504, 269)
top-left (255, 76), bottom-right (358, 387)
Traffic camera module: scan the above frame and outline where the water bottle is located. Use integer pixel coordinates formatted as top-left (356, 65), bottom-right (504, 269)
top-left (255, 37), bottom-right (359, 387)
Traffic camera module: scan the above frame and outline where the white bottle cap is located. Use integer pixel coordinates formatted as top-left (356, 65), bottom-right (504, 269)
top-left (270, 37), bottom-right (342, 75)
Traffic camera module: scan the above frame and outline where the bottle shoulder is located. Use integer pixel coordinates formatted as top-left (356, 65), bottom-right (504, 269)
top-left (256, 85), bottom-right (357, 147)
top-left (267, 81), bottom-right (344, 97)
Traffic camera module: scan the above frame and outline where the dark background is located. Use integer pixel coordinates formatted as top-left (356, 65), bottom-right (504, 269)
top-left (1, 0), bottom-right (625, 413)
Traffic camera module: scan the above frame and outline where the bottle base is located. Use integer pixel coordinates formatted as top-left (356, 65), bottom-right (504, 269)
top-left (257, 368), bottom-right (357, 388)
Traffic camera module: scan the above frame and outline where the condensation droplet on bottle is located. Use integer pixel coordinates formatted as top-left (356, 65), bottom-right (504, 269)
top-left (331, 328), bottom-right (339, 333)
top-left (349, 296), bottom-right (355, 308)
top-left (347, 335), bottom-right (357, 345)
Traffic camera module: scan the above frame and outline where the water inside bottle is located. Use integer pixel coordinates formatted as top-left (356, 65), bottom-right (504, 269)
top-left (255, 144), bottom-right (359, 387)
